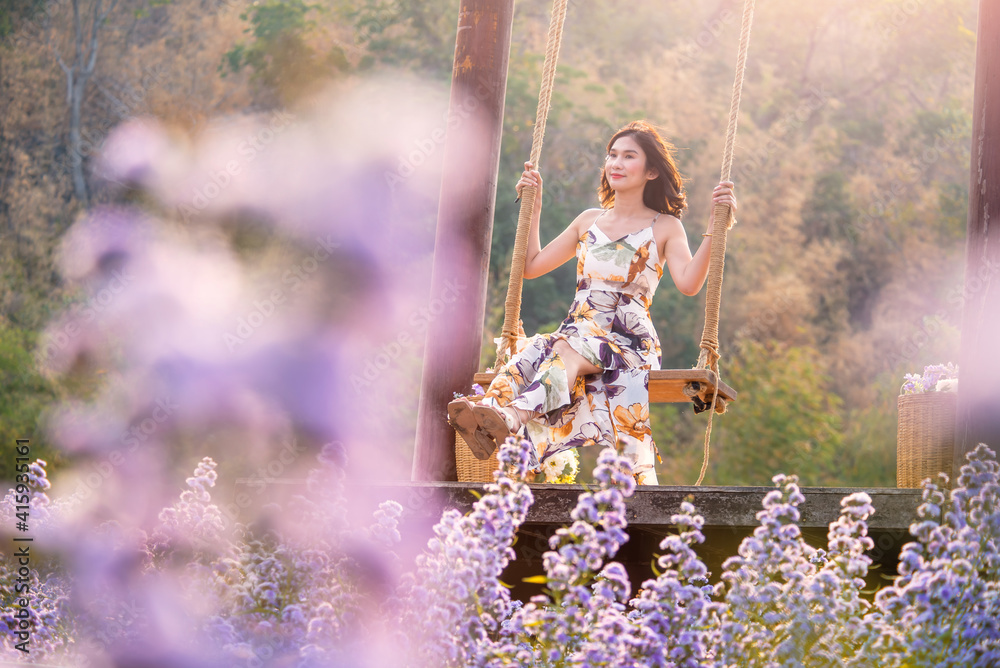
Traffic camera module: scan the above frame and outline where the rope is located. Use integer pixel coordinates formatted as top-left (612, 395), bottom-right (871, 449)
top-left (495, 0), bottom-right (569, 369)
top-left (694, 0), bottom-right (756, 487)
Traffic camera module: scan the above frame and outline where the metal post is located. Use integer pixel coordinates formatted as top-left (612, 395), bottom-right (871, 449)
top-left (955, 0), bottom-right (1000, 471)
top-left (411, 0), bottom-right (515, 481)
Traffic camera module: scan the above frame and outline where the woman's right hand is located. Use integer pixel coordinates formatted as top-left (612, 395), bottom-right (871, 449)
top-left (516, 161), bottom-right (543, 199)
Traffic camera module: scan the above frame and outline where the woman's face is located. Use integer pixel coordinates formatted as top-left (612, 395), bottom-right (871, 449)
top-left (605, 134), bottom-right (657, 191)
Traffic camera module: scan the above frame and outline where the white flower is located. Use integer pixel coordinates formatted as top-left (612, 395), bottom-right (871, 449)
top-left (542, 449), bottom-right (579, 483)
top-left (935, 378), bottom-right (958, 393)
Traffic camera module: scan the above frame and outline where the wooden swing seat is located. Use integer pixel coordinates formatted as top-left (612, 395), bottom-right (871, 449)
top-left (472, 368), bottom-right (737, 406)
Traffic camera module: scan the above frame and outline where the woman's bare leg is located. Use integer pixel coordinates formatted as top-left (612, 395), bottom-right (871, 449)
top-left (501, 339), bottom-right (600, 430)
top-left (552, 338), bottom-right (601, 388)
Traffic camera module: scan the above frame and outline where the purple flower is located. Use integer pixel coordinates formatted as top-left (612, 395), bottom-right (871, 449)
top-left (901, 363), bottom-right (959, 395)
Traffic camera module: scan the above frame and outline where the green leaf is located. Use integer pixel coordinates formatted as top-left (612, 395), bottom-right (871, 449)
top-left (522, 575), bottom-right (548, 584)
top-left (222, 44), bottom-right (246, 74)
top-left (590, 240), bottom-right (638, 265)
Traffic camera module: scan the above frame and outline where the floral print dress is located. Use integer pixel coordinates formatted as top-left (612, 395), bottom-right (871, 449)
top-left (481, 210), bottom-right (664, 484)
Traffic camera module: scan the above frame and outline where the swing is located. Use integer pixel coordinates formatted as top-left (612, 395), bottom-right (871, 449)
top-left (455, 0), bottom-right (755, 486)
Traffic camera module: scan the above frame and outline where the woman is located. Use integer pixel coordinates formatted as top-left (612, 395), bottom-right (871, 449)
top-left (448, 121), bottom-right (737, 484)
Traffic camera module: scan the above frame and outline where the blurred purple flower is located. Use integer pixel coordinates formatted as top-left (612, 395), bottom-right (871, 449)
top-left (95, 116), bottom-right (174, 189)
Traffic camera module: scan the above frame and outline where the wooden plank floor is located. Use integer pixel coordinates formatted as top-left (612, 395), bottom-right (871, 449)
top-left (232, 480), bottom-right (923, 598)
top-left (365, 483), bottom-right (922, 596)
top-left (373, 482), bottom-right (921, 530)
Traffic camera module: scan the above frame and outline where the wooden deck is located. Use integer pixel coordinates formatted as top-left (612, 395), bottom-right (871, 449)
top-left (236, 480), bottom-right (924, 599)
top-left (362, 482), bottom-right (920, 530)
top-left (385, 483), bottom-right (922, 597)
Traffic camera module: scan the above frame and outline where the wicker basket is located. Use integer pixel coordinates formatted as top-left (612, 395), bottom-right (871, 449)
top-left (897, 392), bottom-right (957, 488)
top-left (454, 395), bottom-right (499, 483)
top-left (455, 432), bottom-right (500, 483)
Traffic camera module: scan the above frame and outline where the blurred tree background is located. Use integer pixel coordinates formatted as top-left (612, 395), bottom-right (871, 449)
top-left (0, 0), bottom-right (978, 485)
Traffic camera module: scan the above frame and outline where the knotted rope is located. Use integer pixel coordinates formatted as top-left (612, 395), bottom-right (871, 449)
top-left (694, 0), bottom-right (756, 486)
top-left (495, 0), bottom-right (569, 369)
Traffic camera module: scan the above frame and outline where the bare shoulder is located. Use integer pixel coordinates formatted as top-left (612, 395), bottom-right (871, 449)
top-left (652, 213), bottom-right (685, 243)
top-left (568, 207), bottom-right (606, 235)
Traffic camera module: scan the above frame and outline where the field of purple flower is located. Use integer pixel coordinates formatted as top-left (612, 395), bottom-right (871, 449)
top-left (2, 83), bottom-right (998, 666)
top-left (4, 438), bottom-right (999, 665)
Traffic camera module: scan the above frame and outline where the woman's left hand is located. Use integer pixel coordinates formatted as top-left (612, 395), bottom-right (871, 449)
top-left (712, 181), bottom-right (737, 212)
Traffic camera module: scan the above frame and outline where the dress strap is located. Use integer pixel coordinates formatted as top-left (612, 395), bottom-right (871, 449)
top-left (586, 208), bottom-right (610, 239)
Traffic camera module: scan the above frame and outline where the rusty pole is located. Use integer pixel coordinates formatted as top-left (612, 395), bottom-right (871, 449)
top-left (955, 0), bottom-right (1000, 470)
top-left (411, 0), bottom-right (515, 481)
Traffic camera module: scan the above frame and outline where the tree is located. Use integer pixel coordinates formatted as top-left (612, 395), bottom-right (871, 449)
top-left (0, 0), bottom-right (46, 40)
top-left (47, 0), bottom-right (121, 204)
top-left (222, 0), bottom-right (349, 105)
top-left (711, 340), bottom-right (844, 486)
top-left (0, 324), bottom-right (60, 480)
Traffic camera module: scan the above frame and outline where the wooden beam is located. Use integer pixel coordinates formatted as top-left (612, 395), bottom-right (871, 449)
top-left (411, 0), bottom-right (515, 481)
top-left (955, 0), bottom-right (1000, 470)
top-left (236, 480), bottom-right (922, 532)
top-left (239, 480), bottom-right (924, 598)
top-left (356, 482), bottom-right (922, 531)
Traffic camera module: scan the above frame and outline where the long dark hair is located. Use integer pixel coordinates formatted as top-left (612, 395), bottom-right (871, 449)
top-left (598, 121), bottom-right (687, 217)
